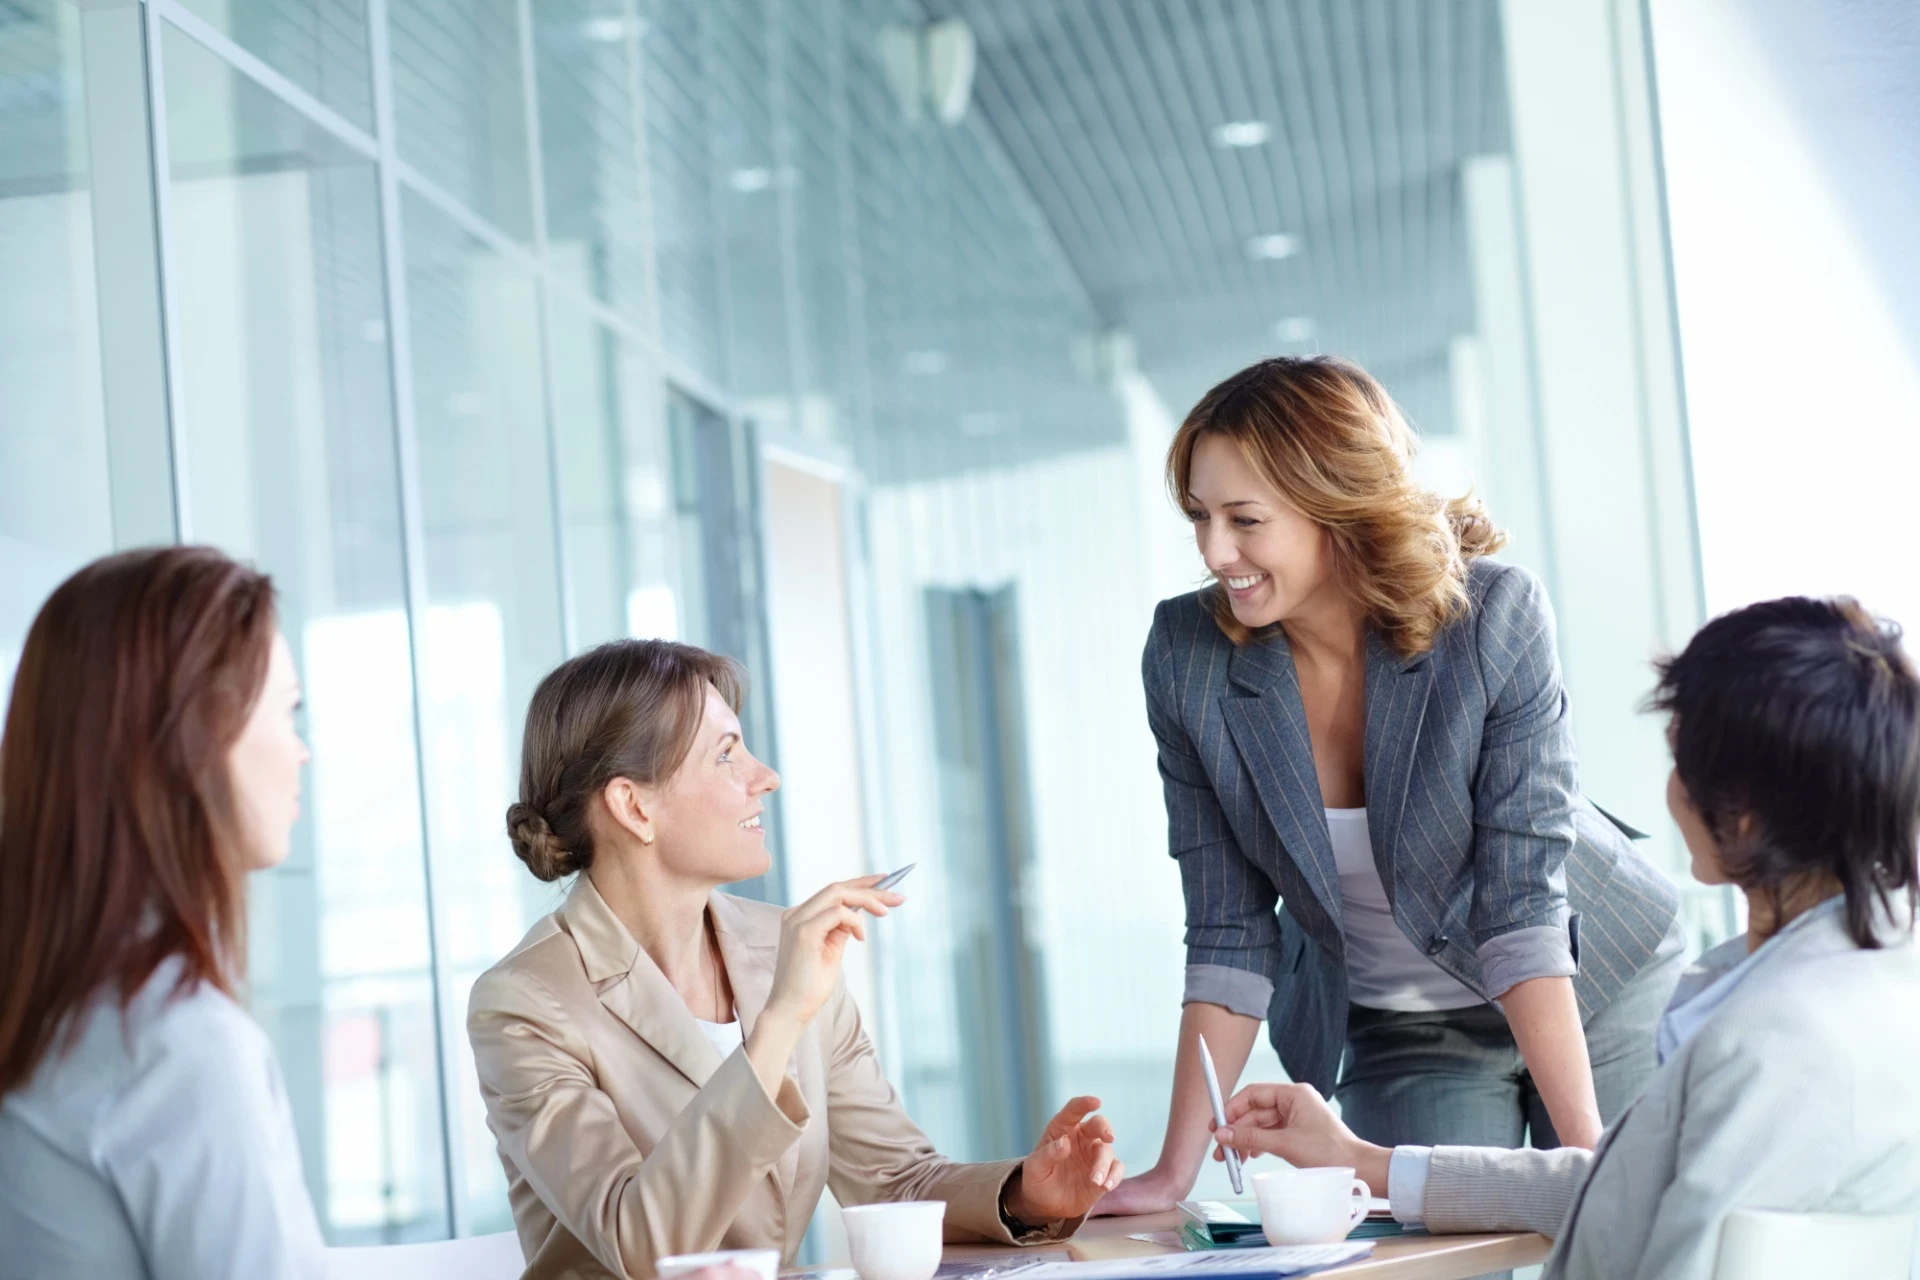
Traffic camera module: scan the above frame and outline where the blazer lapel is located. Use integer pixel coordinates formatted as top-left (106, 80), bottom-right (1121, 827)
top-left (708, 892), bottom-right (778, 1040)
top-left (560, 876), bottom-right (724, 1090)
top-left (1361, 631), bottom-right (1434, 899)
top-left (1222, 631), bottom-right (1343, 931)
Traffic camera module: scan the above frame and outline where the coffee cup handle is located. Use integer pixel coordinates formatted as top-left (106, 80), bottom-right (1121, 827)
top-left (1348, 1178), bottom-right (1372, 1229)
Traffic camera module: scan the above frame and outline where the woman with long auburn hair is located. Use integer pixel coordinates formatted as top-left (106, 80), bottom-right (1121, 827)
top-left (1101, 356), bottom-right (1685, 1216)
top-left (0, 547), bottom-right (324, 1279)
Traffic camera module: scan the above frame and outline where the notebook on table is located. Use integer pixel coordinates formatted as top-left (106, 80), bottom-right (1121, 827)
top-left (1014, 1242), bottom-right (1372, 1280)
top-left (1173, 1199), bottom-right (1409, 1248)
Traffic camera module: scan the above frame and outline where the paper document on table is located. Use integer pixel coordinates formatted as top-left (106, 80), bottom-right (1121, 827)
top-left (1014, 1242), bottom-right (1372, 1279)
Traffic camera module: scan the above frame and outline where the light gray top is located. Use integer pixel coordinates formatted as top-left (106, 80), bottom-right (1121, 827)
top-left (1325, 808), bottom-right (1483, 1010)
top-left (1407, 902), bottom-right (1920, 1279)
top-left (0, 958), bottom-right (326, 1280)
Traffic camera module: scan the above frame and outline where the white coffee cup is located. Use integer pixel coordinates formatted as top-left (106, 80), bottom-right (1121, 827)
top-left (1252, 1167), bottom-right (1371, 1246)
top-left (840, 1201), bottom-right (947, 1280)
top-left (656, 1248), bottom-right (781, 1280)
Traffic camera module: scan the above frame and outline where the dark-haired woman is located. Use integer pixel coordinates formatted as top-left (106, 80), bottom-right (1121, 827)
top-left (1211, 595), bottom-right (1920, 1279)
top-left (0, 548), bottom-right (324, 1279)
top-left (466, 640), bottom-right (1123, 1280)
top-left (1104, 357), bottom-right (1683, 1215)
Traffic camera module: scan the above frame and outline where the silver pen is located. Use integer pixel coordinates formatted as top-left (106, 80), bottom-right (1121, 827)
top-left (1197, 1034), bottom-right (1243, 1195)
top-left (873, 863), bottom-right (915, 891)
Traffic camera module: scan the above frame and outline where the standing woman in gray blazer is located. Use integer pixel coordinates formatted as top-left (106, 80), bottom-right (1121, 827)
top-left (1102, 357), bottom-right (1683, 1215)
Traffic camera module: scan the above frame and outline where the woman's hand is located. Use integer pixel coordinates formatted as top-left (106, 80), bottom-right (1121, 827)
top-left (1213, 1083), bottom-right (1390, 1193)
top-left (1089, 1167), bottom-right (1183, 1217)
top-left (1004, 1096), bottom-right (1124, 1224)
top-left (762, 876), bottom-right (904, 1030)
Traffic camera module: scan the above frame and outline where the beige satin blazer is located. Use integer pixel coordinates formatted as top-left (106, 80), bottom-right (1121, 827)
top-left (467, 877), bottom-right (1074, 1280)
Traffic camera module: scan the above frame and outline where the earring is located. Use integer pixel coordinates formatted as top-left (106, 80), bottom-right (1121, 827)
top-left (641, 833), bottom-right (655, 846)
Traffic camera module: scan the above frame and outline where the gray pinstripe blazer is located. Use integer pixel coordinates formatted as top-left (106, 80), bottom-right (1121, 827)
top-left (1143, 557), bottom-right (1679, 1093)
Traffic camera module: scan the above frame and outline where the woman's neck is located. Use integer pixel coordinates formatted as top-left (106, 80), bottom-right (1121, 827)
top-left (1743, 874), bottom-right (1844, 952)
top-left (587, 853), bottom-right (724, 1005)
top-left (1280, 589), bottom-right (1367, 670)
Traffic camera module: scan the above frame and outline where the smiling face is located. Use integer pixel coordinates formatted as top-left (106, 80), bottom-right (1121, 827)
top-left (227, 632), bottom-right (310, 871)
top-left (1184, 432), bottom-right (1343, 631)
top-left (642, 682), bottom-right (780, 886)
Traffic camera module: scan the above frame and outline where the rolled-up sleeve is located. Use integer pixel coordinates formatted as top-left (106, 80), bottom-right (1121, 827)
top-left (1469, 567), bottom-right (1578, 996)
top-left (1387, 1146), bottom-right (1434, 1226)
top-left (1145, 613), bottom-right (1278, 1019)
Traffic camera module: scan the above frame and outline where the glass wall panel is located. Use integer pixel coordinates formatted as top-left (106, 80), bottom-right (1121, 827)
top-left (775, 1), bottom-right (859, 445)
top-left (160, 20), bottom-right (448, 1243)
top-left (400, 188), bottom-right (568, 1231)
top-left (389, 0), bottom-right (536, 241)
top-left (546, 295), bottom-right (679, 649)
top-left (640, 0), bottom-right (724, 383)
top-left (705, 1), bottom-right (792, 414)
top-left (532, 0), bottom-right (652, 324)
top-left (0, 0), bottom-right (116, 722)
top-left (173, 0), bottom-right (376, 133)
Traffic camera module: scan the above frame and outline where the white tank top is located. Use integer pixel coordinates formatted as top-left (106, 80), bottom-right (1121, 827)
top-left (693, 1012), bottom-right (744, 1060)
top-left (1326, 808), bottom-right (1484, 1011)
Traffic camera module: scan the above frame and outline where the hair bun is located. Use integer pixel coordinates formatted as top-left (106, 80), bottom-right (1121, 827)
top-left (506, 801), bottom-right (577, 882)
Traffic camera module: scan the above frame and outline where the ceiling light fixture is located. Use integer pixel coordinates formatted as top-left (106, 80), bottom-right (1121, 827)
top-left (1274, 316), bottom-right (1316, 343)
top-left (1213, 120), bottom-right (1270, 149)
top-left (1247, 234), bottom-right (1301, 261)
top-left (582, 17), bottom-right (637, 43)
top-left (729, 167), bottom-right (772, 193)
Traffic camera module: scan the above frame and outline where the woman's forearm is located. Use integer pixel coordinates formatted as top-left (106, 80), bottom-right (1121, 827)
top-left (745, 1008), bottom-right (806, 1098)
top-left (1152, 1003), bottom-right (1263, 1186)
top-left (1500, 975), bottom-right (1602, 1149)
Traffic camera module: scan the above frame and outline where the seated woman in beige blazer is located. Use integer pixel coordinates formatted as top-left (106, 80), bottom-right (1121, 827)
top-left (468, 639), bottom-right (1123, 1280)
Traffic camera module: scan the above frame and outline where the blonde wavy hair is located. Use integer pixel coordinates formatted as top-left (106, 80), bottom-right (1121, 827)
top-left (1167, 355), bottom-right (1506, 656)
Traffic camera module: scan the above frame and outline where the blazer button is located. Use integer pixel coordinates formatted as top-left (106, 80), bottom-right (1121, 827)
top-left (1425, 935), bottom-right (1448, 956)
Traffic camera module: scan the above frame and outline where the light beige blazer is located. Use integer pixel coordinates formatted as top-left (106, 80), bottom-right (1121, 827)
top-left (1415, 906), bottom-right (1920, 1279)
top-left (467, 878), bottom-right (1076, 1280)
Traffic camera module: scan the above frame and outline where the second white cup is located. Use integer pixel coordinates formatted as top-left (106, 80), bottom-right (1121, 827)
top-left (1252, 1167), bottom-right (1371, 1246)
top-left (656, 1248), bottom-right (781, 1280)
top-left (841, 1200), bottom-right (947, 1280)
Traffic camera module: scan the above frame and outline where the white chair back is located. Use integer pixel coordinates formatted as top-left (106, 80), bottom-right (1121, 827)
top-left (1713, 1209), bottom-right (1919, 1280)
top-left (325, 1229), bottom-right (524, 1280)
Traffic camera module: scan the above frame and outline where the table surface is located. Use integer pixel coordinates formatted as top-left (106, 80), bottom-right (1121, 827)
top-left (943, 1209), bottom-right (1551, 1280)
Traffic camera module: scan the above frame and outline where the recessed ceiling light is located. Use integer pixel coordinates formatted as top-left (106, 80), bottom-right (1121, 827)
top-left (729, 167), bottom-right (772, 193)
top-left (904, 349), bottom-right (948, 376)
top-left (1247, 234), bottom-right (1301, 261)
top-left (1274, 316), bottom-right (1316, 343)
top-left (582, 17), bottom-right (631, 43)
top-left (1213, 120), bottom-right (1270, 149)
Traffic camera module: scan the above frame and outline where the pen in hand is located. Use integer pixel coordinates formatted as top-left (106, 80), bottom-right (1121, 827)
top-left (1198, 1033), bottom-right (1243, 1195)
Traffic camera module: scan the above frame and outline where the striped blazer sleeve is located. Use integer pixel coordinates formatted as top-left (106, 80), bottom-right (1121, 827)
top-left (1144, 606), bottom-right (1280, 1020)
top-left (1469, 566), bottom-right (1580, 997)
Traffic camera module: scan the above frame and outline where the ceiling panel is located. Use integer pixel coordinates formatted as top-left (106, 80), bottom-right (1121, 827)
top-left (928, 0), bottom-right (1511, 435)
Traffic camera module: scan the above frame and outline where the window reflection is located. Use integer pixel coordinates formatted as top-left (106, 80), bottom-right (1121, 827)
top-left (160, 20), bottom-right (448, 1242)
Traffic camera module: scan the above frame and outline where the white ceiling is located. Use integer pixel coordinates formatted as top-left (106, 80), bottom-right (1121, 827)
top-left (928, 0), bottom-right (1513, 435)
